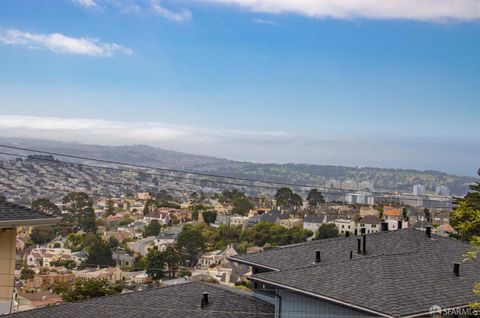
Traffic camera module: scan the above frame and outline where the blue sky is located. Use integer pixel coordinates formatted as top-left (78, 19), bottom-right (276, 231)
top-left (0, 0), bottom-right (479, 176)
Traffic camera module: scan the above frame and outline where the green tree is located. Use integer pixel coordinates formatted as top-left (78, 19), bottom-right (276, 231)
top-left (163, 246), bottom-right (181, 278)
top-left (31, 198), bottom-right (61, 216)
top-left (143, 199), bottom-right (158, 216)
top-left (104, 199), bottom-right (116, 217)
top-left (275, 187), bottom-right (303, 214)
top-left (62, 192), bottom-right (97, 233)
top-left (30, 226), bottom-right (56, 245)
top-left (306, 189), bottom-right (325, 212)
top-left (232, 197), bottom-right (254, 216)
top-left (177, 224), bottom-right (206, 266)
top-left (143, 220), bottom-right (161, 237)
top-left (315, 223), bottom-right (339, 240)
top-left (57, 279), bottom-right (123, 302)
top-left (85, 236), bottom-right (115, 266)
top-left (20, 267), bottom-right (35, 280)
top-left (202, 210), bottom-right (217, 225)
top-left (146, 250), bottom-right (165, 280)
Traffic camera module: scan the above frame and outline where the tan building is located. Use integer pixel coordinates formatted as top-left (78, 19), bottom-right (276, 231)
top-left (0, 200), bottom-right (60, 314)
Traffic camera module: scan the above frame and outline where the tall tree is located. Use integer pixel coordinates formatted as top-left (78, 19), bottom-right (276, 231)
top-left (146, 250), bottom-right (165, 280)
top-left (85, 235), bottom-right (115, 266)
top-left (202, 210), bottom-right (217, 225)
top-left (30, 226), bottom-right (56, 245)
top-left (143, 220), bottom-right (161, 237)
top-left (176, 225), bottom-right (206, 266)
top-left (63, 192), bottom-right (96, 233)
top-left (275, 187), bottom-right (303, 214)
top-left (451, 170), bottom-right (480, 241)
top-left (306, 189), bottom-right (325, 212)
top-left (163, 246), bottom-right (181, 278)
top-left (232, 197), bottom-right (254, 216)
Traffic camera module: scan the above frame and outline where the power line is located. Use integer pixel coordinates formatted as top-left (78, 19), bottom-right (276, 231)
top-left (0, 147), bottom-right (456, 203)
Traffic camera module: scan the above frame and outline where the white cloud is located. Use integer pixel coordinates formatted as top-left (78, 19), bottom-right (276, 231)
top-left (150, 0), bottom-right (192, 22)
top-left (252, 18), bottom-right (276, 25)
top-left (203, 0), bottom-right (480, 21)
top-left (0, 29), bottom-right (133, 57)
top-left (73, 0), bottom-right (98, 8)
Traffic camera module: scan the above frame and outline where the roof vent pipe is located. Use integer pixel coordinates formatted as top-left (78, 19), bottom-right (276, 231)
top-left (315, 250), bottom-right (321, 263)
top-left (398, 220), bottom-right (402, 230)
top-left (202, 292), bottom-right (209, 307)
top-left (453, 263), bottom-right (460, 277)
top-left (362, 234), bottom-right (367, 255)
top-left (426, 226), bottom-right (432, 238)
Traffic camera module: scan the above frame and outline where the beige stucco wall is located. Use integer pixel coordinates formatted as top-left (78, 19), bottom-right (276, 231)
top-left (0, 228), bottom-right (16, 314)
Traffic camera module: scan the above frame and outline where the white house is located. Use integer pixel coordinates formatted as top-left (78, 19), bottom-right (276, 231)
top-left (332, 219), bottom-right (355, 235)
top-left (303, 215), bottom-right (324, 234)
top-left (144, 211), bottom-right (170, 225)
top-left (229, 216), bottom-right (249, 228)
top-left (357, 215), bottom-right (380, 234)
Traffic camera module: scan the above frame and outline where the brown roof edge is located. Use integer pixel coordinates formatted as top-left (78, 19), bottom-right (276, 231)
top-left (0, 217), bottom-right (62, 229)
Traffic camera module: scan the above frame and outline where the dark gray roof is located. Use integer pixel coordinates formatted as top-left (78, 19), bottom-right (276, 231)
top-left (0, 201), bottom-right (60, 226)
top-left (8, 282), bottom-right (274, 318)
top-left (304, 215), bottom-right (323, 223)
top-left (359, 215), bottom-right (380, 225)
top-left (412, 220), bottom-right (432, 229)
top-left (232, 230), bottom-right (478, 317)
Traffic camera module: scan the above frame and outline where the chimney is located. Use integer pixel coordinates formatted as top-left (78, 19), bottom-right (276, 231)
top-left (362, 234), bottom-right (367, 255)
top-left (426, 226), bottom-right (432, 238)
top-left (381, 222), bottom-right (388, 232)
top-left (201, 292), bottom-right (209, 308)
top-left (453, 263), bottom-right (460, 276)
top-left (357, 238), bottom-right (362, 254)
top-left (397, 220), bottom-right (402, 230)
top-left (315, 250), bottom-right (321, 263)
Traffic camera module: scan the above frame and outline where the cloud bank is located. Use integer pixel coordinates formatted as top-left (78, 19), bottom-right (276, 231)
top-left (0, 29), bottom-right (133, 57)
top-left (0, 115), bottom-right (478, 176)
top-left (204, 0), bottom-right (480, 21)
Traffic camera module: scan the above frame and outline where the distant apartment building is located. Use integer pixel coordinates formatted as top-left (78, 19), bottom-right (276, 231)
top-left (412, 184), bottom-right (426, 196)
top-left (436, 185), bottom-right (450, 196)
top-left (345, 192), bottom-right (375, 205)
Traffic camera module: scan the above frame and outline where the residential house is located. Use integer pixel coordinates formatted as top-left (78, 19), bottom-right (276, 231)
top-left (230, 228), bottom-right (480, 318)
top-left (112, 249), bottom-right (135, 271)
top-left (26, 248), bottom-right (72, 268)
top-left (356, 215), bottom-right (380, 234)
top-left (332, 219), bottom-right (355, 236)
top-left (383, 206), bottom-right (401, 221)
top-left (144, 211), bottom-right (170, 226)
top-left (46, 235), bottom-right (67, 249)
top-left (212, 214), bottom-right (230, 228)
top-left (76, 267), bottom-right (123, 283)
top-left (229, 215), bottom-right (249, 228)
top-left (359, 207), bottom-right (380, 218)
top-left (71, 251), bottom-right (88, 265)
top-left (279, 217), bottom-right (303, 229)
top-left (196, 250), bottom-right (225, 270)
top-left (0, 200), bottom-right (60, 314)
top-left (16, 291), bottom-right (63, 312)
top-left (437, 223), bottom-right (456, 237)
top-left (153, 232), bottom-right (177, 251)
top-left (303, 215), bottom-right (324, 234)
top-left (26, 271), bottom-right (75, 290)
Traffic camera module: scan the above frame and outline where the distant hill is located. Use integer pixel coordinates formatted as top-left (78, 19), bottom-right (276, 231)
top-left (0, 137), bottom-right (476, 196)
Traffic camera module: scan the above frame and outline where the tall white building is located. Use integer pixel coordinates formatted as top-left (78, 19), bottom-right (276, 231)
top-left (436, 185), bottom-right (450, 196)
top-left (413, 184), bottom-right (426, 196)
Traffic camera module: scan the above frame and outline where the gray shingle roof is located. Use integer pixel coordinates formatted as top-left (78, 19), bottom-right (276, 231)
top-left (304, 215), bottom-right (323, 223)
top-left (9, 282), bottom-right (274, 318)
top-left (0, 201), bottom-right (60, 226)
top-left (231, 229), bottom-right (479, 317)
top-left (359, 215), bottom-right (380, 224)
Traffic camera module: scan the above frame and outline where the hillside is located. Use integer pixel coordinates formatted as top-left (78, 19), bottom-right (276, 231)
top-left (0, 137), bottom-right (476, 196)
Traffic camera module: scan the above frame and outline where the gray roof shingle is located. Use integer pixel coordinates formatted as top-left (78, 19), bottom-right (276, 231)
top-left (231, 229), bottom-right (479, 317)
top-left (8, 282), bottom-right (274, 318)
top-left (0, 201), bottom-right (60, 226)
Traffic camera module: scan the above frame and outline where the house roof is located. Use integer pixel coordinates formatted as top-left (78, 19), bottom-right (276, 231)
top-left (359, 215), bottom-right (380, 225)
top-left (304, 215), bottom-right (323, 223)
top-left (383, 207), bottom-right (401, 217)
top-left (231, 229), bottom-right (478, 317)
top-left (8, 282), bottom-right (274, 318)
top-left (0, 201), bottom-right (60, 228)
